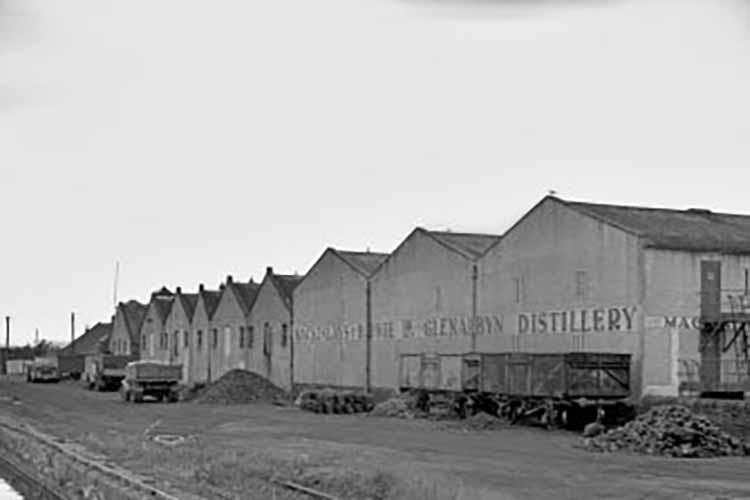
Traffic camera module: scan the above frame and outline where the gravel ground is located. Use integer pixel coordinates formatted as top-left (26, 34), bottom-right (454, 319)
top-left (2, 376), bottom-right (750, 499)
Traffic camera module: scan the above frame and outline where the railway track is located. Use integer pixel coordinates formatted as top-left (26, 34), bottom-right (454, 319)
top-left (0, 452), bottom-right (67, 500)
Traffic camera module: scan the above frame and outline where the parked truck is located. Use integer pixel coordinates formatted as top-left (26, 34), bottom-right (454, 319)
top-left (25, 362), bottom-right (60, 383)
top-left (120, 361), bottom-right (182, 403)
top-left (399, 351), bottom-right (635, 429)
top-left (57, 354), bottom-right (85, 380)
top-left (83, 354), bottom-right (136, 391)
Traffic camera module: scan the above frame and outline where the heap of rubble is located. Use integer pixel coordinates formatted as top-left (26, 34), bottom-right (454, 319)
top-left (192, 370), bottom-right (287, 405)
top-left (584, 405), bottom-right (750, 458)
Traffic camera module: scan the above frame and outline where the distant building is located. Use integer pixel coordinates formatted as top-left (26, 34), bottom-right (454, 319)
top-left (109, 300), bottom-right (147, 356)
top-left (58, 321), bottom-right (113, 357)
top-left (247, 267), bottom-right (303, 389)
top-left (210, 276), bottom-right (260, 380)
top-left (139, 287), bottom-right (174, 360)
top-left (293, 248), bottom-right (388, 389)
top-left (164, 287), bottom-right (198, 382)
top-left (189, 283), bottom-right (222, 383)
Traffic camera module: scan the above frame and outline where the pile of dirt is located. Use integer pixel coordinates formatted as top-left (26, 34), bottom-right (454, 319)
top-left (369, 397), bottom-right (414, 419)
top-left (192, 370), bottom-right (287, 405)
top-left (584, 405), bottom-right (750, 458)
top-left (295, 389), bottom-right (374, 414)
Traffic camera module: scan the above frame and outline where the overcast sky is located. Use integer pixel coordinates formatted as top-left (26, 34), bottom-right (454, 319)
top-left (1, 0), bottom-right (749, 345)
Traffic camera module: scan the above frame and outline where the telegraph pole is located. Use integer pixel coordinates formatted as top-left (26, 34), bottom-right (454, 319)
top-left (71, 312), bottom-right (76, 353)
top-left (2, 316), bottom-right (10, 375)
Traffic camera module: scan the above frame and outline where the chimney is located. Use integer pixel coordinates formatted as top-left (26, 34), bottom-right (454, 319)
top-left (176, 286), bottom-right (182, 294)
top-left (266, 266), bottom-right (273, 276)
top-left (199, 283), bottom-right (205, 292)
top-left (220, 284), bottom-right (226, 291)
top-left (226, 275), bottom-right (233, 284)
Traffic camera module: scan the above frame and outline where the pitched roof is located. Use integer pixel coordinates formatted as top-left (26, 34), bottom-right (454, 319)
top-left (176, 292), bottom-right (199, 320)
top-left (560, 197), bottom-right (750, 254)
top-left (334, 249), bottom-right (389, 277)
top-left (423, 229), bottom-right (502, 260)
top-left (269, 272), bottom-right (304, 310)
top-left (228, 280), bottom-right (260, 316)
top-left (119, 300), bottom-right (148, 340)
top-left (58, 322), bottom-right (112, 356)
top-left (198, 288), bottom-right (222, 320)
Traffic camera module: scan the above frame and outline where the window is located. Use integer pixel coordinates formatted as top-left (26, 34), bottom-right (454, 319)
top-left (197, 330), bottom-right (203, 350)
top-left (184, 330), bottom-right (189, 348)
top-left (575, 270), bottom-right (588, 298)
top-left (212, 328), bottom-right (218, 349)
top-left (248, 325), bottom-right (255, 349)
top-left (281, 323), bottom-right (288, 348)
top-left (173, 331), bottom-right (179, 357)
top-left (745, 269), bottom-right (749, 295)
top-left (224, 327), bottom-right (231, 356)
top-left (141, 335), bottom-right (146, 351)
top-left (123, 339), bottom-right (128, 354)
top-left (514, 277), bottom-right (524, 303)
top-left (239, 326), bottom-right (245, 348)
top-left (263, 322), bottom-right (272, 357)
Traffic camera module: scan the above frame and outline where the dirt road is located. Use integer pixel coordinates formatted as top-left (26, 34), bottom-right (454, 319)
top-left (1, 377), bottom-right (750, 499)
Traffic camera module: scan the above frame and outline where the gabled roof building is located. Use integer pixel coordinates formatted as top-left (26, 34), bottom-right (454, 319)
top-left (247, 267), bottom-right (304, 389)
top-left (293, 247), bottom-right (388, 389)
top-left (109, 299), bottom-right (148, 356)
top-left (370, 227), bottom-right (501, 390)
top-left (479, 195), bottom-right (750, 397)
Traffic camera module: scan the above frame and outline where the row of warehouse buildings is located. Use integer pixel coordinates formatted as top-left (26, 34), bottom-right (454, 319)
top-left (61, 195), bottom-right (750, 398)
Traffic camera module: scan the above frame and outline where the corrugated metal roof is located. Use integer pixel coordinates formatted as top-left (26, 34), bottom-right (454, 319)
top-left (563, 198), bottom-right (750, 253)
top-left (335, 250), bottom-right (389, 277)
top-left (425, 229), bottom-right (502, 260)
top-left (59, 322), bottom-right (112, 356)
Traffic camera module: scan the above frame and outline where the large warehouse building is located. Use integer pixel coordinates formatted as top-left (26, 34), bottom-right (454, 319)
top-left (105, 194), bottom-right (750, 399)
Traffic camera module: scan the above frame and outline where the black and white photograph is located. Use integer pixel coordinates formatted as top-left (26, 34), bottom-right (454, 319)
top-left (1, 0), bottom-right (750, 498)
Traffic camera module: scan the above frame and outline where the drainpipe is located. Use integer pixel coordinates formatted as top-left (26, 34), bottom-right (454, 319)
top-left (365, 280), bottom-right (372, 393)
top-left (471, 263), bottom-right (478, 352)
top-left (289, 297), bottom-right (295, 393)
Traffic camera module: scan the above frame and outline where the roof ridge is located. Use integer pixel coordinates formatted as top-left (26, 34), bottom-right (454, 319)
top-left (565, 198), bottom-right (750, 219)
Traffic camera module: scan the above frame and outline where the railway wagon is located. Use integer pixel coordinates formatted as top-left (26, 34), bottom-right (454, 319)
top-left (399, 352), bottom-right (635, 429)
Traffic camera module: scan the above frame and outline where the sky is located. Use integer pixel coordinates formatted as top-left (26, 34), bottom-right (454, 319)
top-left (0, 0), bottom-right (749, 345)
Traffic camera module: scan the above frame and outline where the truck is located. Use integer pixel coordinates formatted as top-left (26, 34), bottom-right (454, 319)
top-left (120, 361), bottom-right (182, 403)
top-left (26, 362), bottom-right (60, 383)
top-left (399, 351), bottom-right (635, 429)
top-left (83, 354), bottom-right (137, 391)
top-left (57, 354), bottom-right (85, 380)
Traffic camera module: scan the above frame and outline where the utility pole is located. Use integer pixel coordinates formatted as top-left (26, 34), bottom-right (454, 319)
top-left (2, 316), bottom-right (10, 375)
top-left (71, 312), bottom-right (76, 353)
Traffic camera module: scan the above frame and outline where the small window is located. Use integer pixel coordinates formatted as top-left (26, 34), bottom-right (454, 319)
top-left (212, 328), bottom-right (218, 349)
top-left (248, 325), bottom-right (255, 349)
top-left (281, 323), bottom-right (288, 348)
top-left (263, 322), bottom-right (272, 357)
top-left (173, 331), bottom-right (179, 357)
top-left (239, 326), bottom-right (245, 348)
top-left (141, 335), bottom-right (146, 351)
top-left (124, 339), bottom-right (128, 354)
top-left (184, 330), bottom-right (189, 348)
top-left (197, 330), bottom-right (203, 350)
top-left (745, 269), bottom-right (749, 296)
top-left (575, 270), bottom-right (587, 298)
top-left (514, 278), bottom-right (524, 303)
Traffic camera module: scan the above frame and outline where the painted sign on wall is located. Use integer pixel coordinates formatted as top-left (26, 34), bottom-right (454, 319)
top-left (294, 315), bottom-right (504, 343)
top-left (517, 306), bottom-right (638, 334)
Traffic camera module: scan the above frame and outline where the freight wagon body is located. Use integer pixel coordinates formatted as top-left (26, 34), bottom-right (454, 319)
top-left (399, 351), bottom-right (634, 429)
